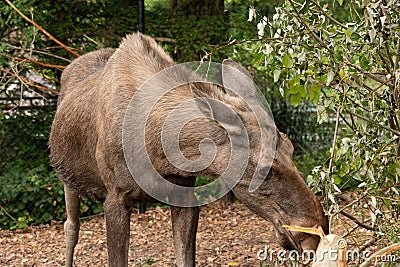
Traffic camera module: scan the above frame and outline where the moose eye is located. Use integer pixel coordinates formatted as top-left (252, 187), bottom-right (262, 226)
top-left (258, 167), bottom-right (270, 177)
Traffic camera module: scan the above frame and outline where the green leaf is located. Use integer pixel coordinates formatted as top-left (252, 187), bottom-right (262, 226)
top-left (283, 53), bottom-right (293, 68)
top-left (290, 93), bottom-right (302, 107)
top-left (289, 79), bottom-right (298, 94)
top-left (337, 0), bottom-right (344, 6)
top-left (289, 75), bottom-right (303, 95)
top-left (293, 74), bottom-right (301, 84)
top-left (298, 84), bottom-right (306, 97)
top-left (309, 83), bottom-right (321, 103)
top-left (360, 56), bottom-right (371, 70)
top-left (339, 69), bottom-right (346, 79)
top-left (273, 69), bottom-right (281, 83)
top-left (290, 84), bottom-right (300, 94)
top-left (342, 29), bottom-right (351, 37)
top-left (333, 175), bottom-right (342, 185)
top-left (253, 52), bottom-right (264, 64)
top-left (321, 56), bottom-right (329, 64)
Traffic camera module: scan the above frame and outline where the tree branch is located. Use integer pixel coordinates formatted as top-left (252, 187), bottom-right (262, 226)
top-left (0, 52), bottom-right (66, 69)
top-left (345, 61), bottom-right (392, 88)
top-left (359, 242), bottom-right (400, 267)
top-left (384, 42), bottom-right (395, 70)
top-left (309, 0), bottom-right (346, 29)
top-left (350, 111), bottom-right (400, 136)
top-left (4, 0), bottom-right (80, 58)
top-left (287, 0), bottom-right (334, 54)
top-left (0, 42), bottom-right (72, 62)
top-left (339, 210), bottom-right (377, 231)
top-left (203, 37), bottom-right (283, 59)
top-left (377, 50), bottom-right (392, 74)
top-left (366, 75), bottom-right (395, 98)
top-left (1, 68), bottom-right (58, 94)
top-left (394, 31), bottom-right (400, 71)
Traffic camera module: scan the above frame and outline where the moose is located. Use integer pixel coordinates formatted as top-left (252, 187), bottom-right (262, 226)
top-left (49, 33), bottom-right (328, 267)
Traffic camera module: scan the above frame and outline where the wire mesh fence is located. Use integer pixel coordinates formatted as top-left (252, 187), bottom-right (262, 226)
top-left (0, 81), bottom-right (61, 229)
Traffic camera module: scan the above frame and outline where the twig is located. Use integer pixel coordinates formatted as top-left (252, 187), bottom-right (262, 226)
top-left (0, 204), bottom-right (17, 222)
top-left (309, 0), bottom-right (346, 29)
top-left (359, 238), bottom-right (377, 253)
top-left (154, 37), bottom-right (178, 44)
top-left (350, 111), bottom-right (400, 136)
top-left (32, 49), bottom-right (72, 62)
top-left (332, 189), bottom-right (370, 217)
top-left (394, 39), bottom-right (400, 71)
top-left (393, 42), bottom-right (400, 159)
top-left (0, 52), bottom-right (66, 69)
top-left (0, 42), bottom-right (72, 62)
top-left (345, 61), bottom-right (391, 87)
top-left (384, 42), bottom-right (395, 70)
top-left (83, 34), bottom-right (99, 46)
top-left (342, 218), bottom-right (372, 238)
top-left (366, 76), bottom-right (394, 98)
top-left (328, 106), bottom-right (341, 174)
top-left (4, 0), bottom-right (80, 57)
top-left (79, 213), bottom-right (104, 221)
top-left (1, 68), bottom-right (58, 94)
top-left (287, 0), bottom-right (333, 54)
top-left (374, 195), bottom-right (400, 202)
top-left (359, 242), bottom-right (400, 267)
top-left (340, 210), bottom-right (377, 231)
top-left (203, 37), bottom-right (283, 59)
top-left (377, 50), bottom-right (392, 74)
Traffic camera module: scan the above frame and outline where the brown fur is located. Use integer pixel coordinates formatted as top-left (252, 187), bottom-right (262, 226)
top-left (49, 33), bottom-right (328, 267)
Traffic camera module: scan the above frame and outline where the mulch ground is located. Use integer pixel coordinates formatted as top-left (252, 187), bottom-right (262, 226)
top-left (2, 197), bottom-right (394, 267)
top-left (0, 202), bottom-right (280, 267)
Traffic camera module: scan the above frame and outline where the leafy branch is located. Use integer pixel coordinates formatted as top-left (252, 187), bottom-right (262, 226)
top-left (4, 0), bottom-right (80, 58)
top-left (0, 68), bottom-right (58, 95)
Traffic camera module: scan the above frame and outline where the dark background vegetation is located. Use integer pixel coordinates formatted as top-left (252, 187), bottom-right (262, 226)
top-left (1, 0), bottom-right (332, 229)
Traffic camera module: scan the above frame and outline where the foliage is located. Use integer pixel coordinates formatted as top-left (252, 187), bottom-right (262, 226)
top-left (146, 0), bottom-right (229, 62)
top-left (0, 110), bottom-right (61, 229)
top-left (0, 110), bottom-right (102, 229)
top-left (0, 0), bottom-right (236, 229)
top-left (0, 0), bottom-right (126, 229)
top-left (245, 0), bottom-right (400, 264)
top-left (2, 3), bottom-right (396, 254)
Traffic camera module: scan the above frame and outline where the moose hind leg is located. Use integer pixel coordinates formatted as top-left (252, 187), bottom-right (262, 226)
top-left (64, 184), bottom-right (81, 267)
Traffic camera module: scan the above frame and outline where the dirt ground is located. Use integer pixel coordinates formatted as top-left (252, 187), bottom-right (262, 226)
top-left (1, 199), bottom-right (396, 267)
top-left (0, 202), bottom-right (281, 267)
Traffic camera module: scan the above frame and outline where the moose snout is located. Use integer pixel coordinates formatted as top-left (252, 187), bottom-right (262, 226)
top-left (277, 227), bottom-right (323, 253)
top-left (300, 234), bottom-right (320, 251)
top-left (288, 209), bottom-right (330, 253)
top-left (258, 166), bottom-right (270, 177)
top-left (276, 195), bottom-right (329, 253)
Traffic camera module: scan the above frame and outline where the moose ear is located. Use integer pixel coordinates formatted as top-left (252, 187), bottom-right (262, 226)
top-left (222, 59), bottom-right (252, 79)
top-left (222, 60), bottom-right (259, 104)
top-left (195, 97), bottom-right (243, 135)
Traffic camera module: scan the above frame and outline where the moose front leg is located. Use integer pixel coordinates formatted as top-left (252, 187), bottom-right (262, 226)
top-left (170, 206), bottom-right (199, 267)
top-left (104, 195), bottom-right (131, 267)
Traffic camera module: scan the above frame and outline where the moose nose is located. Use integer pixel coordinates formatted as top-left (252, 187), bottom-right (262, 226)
top-left (258, 167), bottom-right (270, 178)
top-left (301, 235), bottom-right (320, 251)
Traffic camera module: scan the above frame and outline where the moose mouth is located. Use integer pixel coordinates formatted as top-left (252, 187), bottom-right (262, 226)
top-left (274, 221), bottom-right (302, 252)
top-left (274, 220), bottom-right (322, 253)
